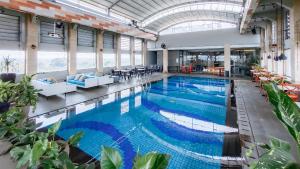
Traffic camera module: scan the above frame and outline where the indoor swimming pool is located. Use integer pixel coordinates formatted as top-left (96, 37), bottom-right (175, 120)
top-left (45, 76), bottom-right (231, 169)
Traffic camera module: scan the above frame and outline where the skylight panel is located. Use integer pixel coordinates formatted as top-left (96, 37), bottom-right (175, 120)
top-left (142, 2), bottom-right (243, 27)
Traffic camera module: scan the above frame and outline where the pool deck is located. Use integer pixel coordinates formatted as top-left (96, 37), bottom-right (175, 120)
top-left (235, 80), bottom-right (300, 166)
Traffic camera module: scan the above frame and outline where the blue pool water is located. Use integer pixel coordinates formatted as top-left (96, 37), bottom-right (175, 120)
top-left (56, 76), bottom-right (230, 169)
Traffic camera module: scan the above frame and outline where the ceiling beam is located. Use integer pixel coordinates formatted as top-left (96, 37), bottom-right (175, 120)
top-left (108, 0), bottom-right (122, 10)
top-left (240, 0), bottom-right (260, 34)
top-left (259, 0), bottom-right (293, 10)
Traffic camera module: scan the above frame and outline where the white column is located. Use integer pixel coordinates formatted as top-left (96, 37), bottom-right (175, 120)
top-left (290, 0), bottom-right (300, 82)
top-left (25, 14), bottom-right (38, 75)
top-left (116, 34), bottom-right (121, 69)
top-left (67, 23), bottom-right (77, 75)
top-left (142, 39), bottom-right (147, 66)
top-left (266, 23), bottom-right (273, 72)
top-left (224, 44), bottom-right (231, 77)
top-left (260, 28), bottom-right (266, 68)
top-left (276, 12), bottom-right (284, 75)
top-left (130, 37), bottom-right (135, 66)
top-left (163, 49), bottom-right (168, 73)
top-left (96, 30), bottom-right (104, 73)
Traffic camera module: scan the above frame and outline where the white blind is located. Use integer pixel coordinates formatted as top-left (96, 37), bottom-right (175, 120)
top-left (40, 20), bottom-right (65, 45)
top-left (121, 36), bottom-right (130, 51)
top-left (135, 39), bottom-right (142, 52)
top-left (104, 32), bottom-right (114, 49)
top-left (78, 27), bottom-right (94, 47)
top-left (0, 13), bottom-right (20, 42)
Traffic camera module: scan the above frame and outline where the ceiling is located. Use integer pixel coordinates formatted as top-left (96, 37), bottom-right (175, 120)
top-left (58, 0), bottom-right (244, 33)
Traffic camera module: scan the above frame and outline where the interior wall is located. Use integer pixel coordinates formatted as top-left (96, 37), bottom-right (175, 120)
top-left (157, 51), bottom-right (163, 66)
top-left (146, 51), bottom-right (157, 66)
top-left (151, 28), bottom-right (260, 50)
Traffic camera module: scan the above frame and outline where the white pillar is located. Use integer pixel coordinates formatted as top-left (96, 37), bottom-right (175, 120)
top-left (163, 49), bottom-right (168, 73)
top-left (116, 34), bottom-right (121, 69)
top-left (68, 23), bottom-right (77, 75)
top-left (266, 22), bottom-right (273, 72)
top-left (290, 0), bottom-right (300, 82)
top-left (260, 28), bottom-right (266, 68)
top-left (276, 12), bottom-right (284, 75)
top-left (25, 14), bottom-right (38, 75)
top-left (224, 44), bottom-right (231, 77)
top-left (96, 30), bottom-right (104, 74)
top-left (130, 37), bottom-right (135, 66)
top-left (142, 39), bottom-right (147, 66)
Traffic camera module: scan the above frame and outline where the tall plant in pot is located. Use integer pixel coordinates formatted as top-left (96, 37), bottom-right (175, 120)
top-left (0, 81), bottom-right (16, 113)
top-left (0, 55), bottom-right (17, 83)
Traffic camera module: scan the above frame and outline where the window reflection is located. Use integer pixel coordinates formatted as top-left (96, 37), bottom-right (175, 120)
top-left (121, 89), bottom-right (130, 98)
top-left (34, 112), bottom-right (67, 129)
top-left (102, 94), bottom-right (116, 105)
top-left (75, 102), bottom-right (96, 114)
top-left (135, 86), bottom-right (142, 94)
top-left (135, 95), bottom-right (141, 108)
top-left (121, 100), bottom-right (129, 115)
top-left (159, 110), bottom-right (238, 133)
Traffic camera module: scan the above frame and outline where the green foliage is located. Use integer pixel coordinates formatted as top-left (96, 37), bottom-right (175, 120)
top-left (8, 120), bottom-right (85, 169)
top-left (264, 83), bottom-right (300, 147)
top-left (0, 75), bottom-right (39, 109)
top-left (14, 75), bottom-right (40, 109)
top-left (249, 83), bottom-right (300, 169)
top-left (0, 81), bottom-right (16, 103)
top-left (100, 146), bottom-right (170, 169)
top-left (133, 152), bottom-right (170, 169)
top-left (101, 146), bottom-right (123, 169)
top-left (250, 138), bottom-right (300, 169)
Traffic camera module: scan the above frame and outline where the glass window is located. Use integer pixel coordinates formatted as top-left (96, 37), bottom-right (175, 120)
top-left (0, 50), bottom-right (25, 74)
top-left (121, 36), bottom-right (131, 66)
top-left (103, 53), bottom-right (115, 67)
top-left (272, 22), bottom-right (276, 44)
top-left (121, 36), bottom-right (130, 50)
top-left (121, 53), bottom-right (130, 66)
top-left (77, 52), bottom-right (96, 69)
top-left (160, 21), bottom-right (237, 35)
top-left (285, 11), bottom-right (290, 40)
top-left (37, 51), bottom-right (67, 72)
top-left (135, 54), bottom-right (142, 65)
top-left (135, 39), bottom-right (142, 51)
top-left (142, 2), bottom-right (243, 27)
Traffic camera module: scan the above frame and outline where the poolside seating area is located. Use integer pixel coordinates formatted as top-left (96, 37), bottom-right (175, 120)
top-left (111, 65), bottom-right (161, 80)
top-left (250, 67), bottom-right (300, 106)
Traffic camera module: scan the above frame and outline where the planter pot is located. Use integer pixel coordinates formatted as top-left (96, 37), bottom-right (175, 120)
top-left (0, 102), bottom-right (10, 114)
top-left (0, 73), bottom-right (16, 83)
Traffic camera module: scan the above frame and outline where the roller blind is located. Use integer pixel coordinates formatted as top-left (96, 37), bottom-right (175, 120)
top-left (121, 36), bottom-right (130, 51)
top-left (103, 32), bottom-right (114, 49)
top-left (135, 39), bottom-right (142, 52)
top-left (40, 20), bottom-right (64, 45)
top-left (78, 27), bottom-right (94, 47)
top-left (0, 13), bottom-right (20, 42)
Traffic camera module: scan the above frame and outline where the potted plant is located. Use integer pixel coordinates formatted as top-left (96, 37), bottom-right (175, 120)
top-left (0, 81), bottom-right (16, 113)
top-left (0, 56), bottom-right (17, 83)
top-left (0, 75), bottom-right (39, 115)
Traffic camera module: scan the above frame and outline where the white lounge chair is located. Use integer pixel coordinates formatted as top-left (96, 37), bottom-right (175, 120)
top-left (32, 80), bottom-right (77, 97)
